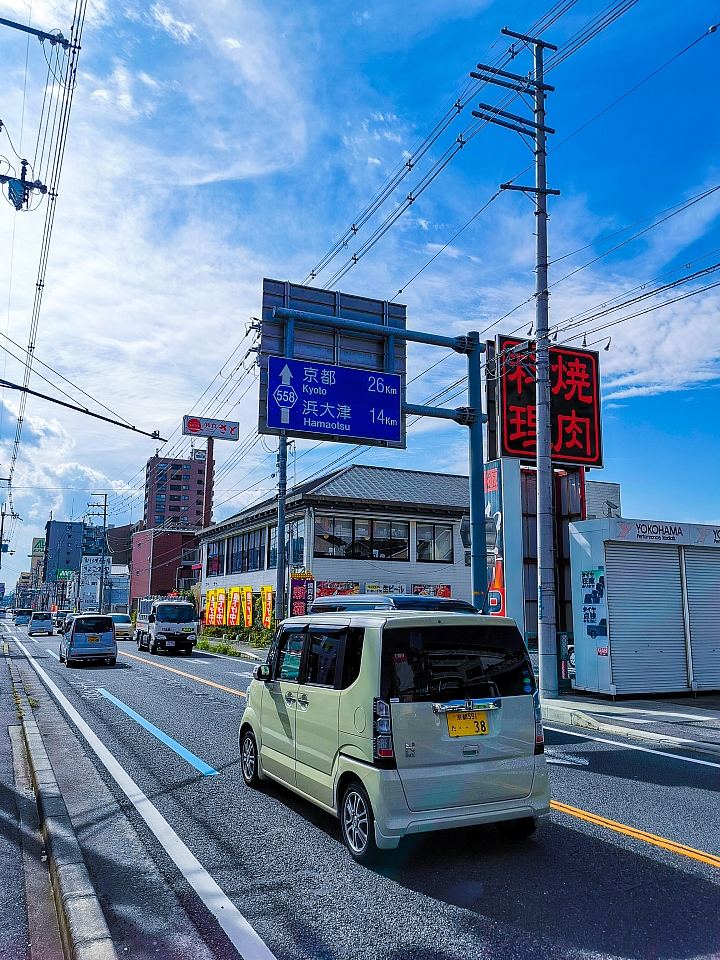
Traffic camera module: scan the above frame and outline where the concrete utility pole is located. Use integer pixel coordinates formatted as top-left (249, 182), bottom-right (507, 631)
top-left (474, 27), bottom-right (561, 698)
top-left (90, 493), bottom-right (109, 614)
top-left (276, 316), bottom-right (294, 622)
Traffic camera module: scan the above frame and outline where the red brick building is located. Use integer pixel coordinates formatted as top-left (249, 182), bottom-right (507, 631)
top-left (130, 528), bottom-right (200, 609)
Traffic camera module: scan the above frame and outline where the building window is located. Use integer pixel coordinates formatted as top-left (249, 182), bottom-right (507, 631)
top-left (227, 529), bottom-right (266, 574)
top-left (196, 510), bottom-right (202, 516)
top-left (170, 484), bottom-right (181, 491)
top-left (268, 525), bottom-right (278, 569)
top-left (182, 506), bottom-right (188, 511)
top-left (171, 473), bottom-right (182, 480)
top-left (416, 523), bottom-right (454, 563)
top-left (156, 493), bottom-right (166, 501)
top-left (314, 516), bottom-right (409, 561)
top-left (171, 463), bottom-right (182, 469)
top-left (154, 516), bottom-right (164, 525)
top-left (197, 479), bottom-right (204, 485)
top-left (169, 506), bottom-right (181, 512)
top-left (196, 499), bottom-right (203, 506)
top-left (206, 540), bottom-right (226, 577)
top-left (170, 495), bottom-right (181, 502)
top-left (182, 485), bottom-right (189, 490)
top-left (158, 463), bottom-right (168, 468)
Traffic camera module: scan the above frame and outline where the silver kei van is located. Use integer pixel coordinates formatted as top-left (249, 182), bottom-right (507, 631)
top-left (59, 614), bottom-right (117, 667)
top-left (239, 612), bottom-right (550, 864)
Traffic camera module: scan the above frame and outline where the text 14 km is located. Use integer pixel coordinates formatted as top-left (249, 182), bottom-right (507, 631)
top-left (266, 356), bottom-right (402, 444)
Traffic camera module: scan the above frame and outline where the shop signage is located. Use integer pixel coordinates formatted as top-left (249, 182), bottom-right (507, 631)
top-left (215, 589), bottom-right (226, 626)
top-left (205, 591), bottom-right (216, 626)
top-left (611, 519), bottom-right (720, 547)
top-left (183, 416), bottom-right (239, 440)
top-left (290, 573), bottom-right (315, 617)
top-left (365, 582), bottom-right (406, 594)
top-left (485, 460), bottom-right (505, 616)
top-left (497, 335), bottom-right (603, 467)
top-left (227, 587), bottom-right (242, 627)
top-left (412, 584), bottom-right (451, 597)
top-left (579, 567), bottom-right (608, 646)
top-left (316, 581), bottom-right (359, 597)
top-left (241, 586), bottom-right (253, 627)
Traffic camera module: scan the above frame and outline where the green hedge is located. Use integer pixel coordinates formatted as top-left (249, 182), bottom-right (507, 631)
top-left (202, 594), bottom-right (273, 648)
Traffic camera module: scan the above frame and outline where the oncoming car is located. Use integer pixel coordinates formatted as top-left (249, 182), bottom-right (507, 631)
top-left (239, 611), bottom-right (549, 864)
top-left (110, 613), bottom-right (133, 640)
top-left (59, 614), bottom-right (117, 667)
top-left (28, 612), bottom-right (54, 636)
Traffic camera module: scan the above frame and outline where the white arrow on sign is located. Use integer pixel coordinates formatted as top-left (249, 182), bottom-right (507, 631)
top-left (280, 364), bottom-right (293, 385)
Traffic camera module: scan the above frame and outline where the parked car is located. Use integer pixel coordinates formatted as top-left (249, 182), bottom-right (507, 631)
top-left (28, 612), bottom-right (54, 636)
top-left (13, 608), bottom-right (33, 625)
top-left (110, 613), bottom-right (133, 640)
top-left (308, 594), bottom-right (479, 614)
top-left (59, 614), bottom-right (117, 667)
top-left (239, 611), bottom-right (549, 864)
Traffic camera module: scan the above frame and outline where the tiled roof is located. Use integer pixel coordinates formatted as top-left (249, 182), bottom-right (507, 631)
top-left (307, 464), bottom-right (469, 508)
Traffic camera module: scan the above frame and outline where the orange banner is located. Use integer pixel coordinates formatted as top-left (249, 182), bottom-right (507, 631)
top-left (215, 589), bottom-right (227, 626)
top-left (261, 586), bottom-right (273, 628)
top-left (227, 587), bottom-right (242, 627)
top-left (241, 587), bottom-right (253, 628)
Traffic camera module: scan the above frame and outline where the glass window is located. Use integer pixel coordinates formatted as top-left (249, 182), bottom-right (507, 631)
top-left (372, 520), bottom-right (391, 559)
top-left (196, 499), bottom-right (203, 505)
top-left (154, 516), bottom-right (164, 524)
top-left (268, 525), bottom-right (278, 568)
top-left (197, 479), bottom-right (204, 485)
top-left (392, 522), bottom-right (410, 561)
top-left (206, 540), bottom-right (226, 577)
top-left (170, 495), bottom-right (181, 502)
top-left (289, 519), bottom-right (304, 566)
top-left (171, 463), bottom-right (181, 469)
top-left (416, 523), bottom-right (454, 563)
top-left (341, 628), bottom-right (364, 689)
top-left (306, 629), bottom-right (343, 686)
top-left (314, 516), bottom-right (333, 558)
top-left (182, 485), bottom-right (189, 490)
top-left (157, 484), bottom-right (166, 491)
top-left (275, 630), bottom-right (304, 682)
top-left (351, 519), bottom-right (372, 559)
top-left (171, 473), bottom-right (182, 480)
top-left (74, 616), bottom-right (114, 634)
top-left (169, 506), bottom-right (181, 512)
top-left (181, 496), bottom-right (189, 501)
top-left (156, 494), bottom-right (166, 502)
top-left (381, 623), bottom-right (534, 702)
top-left (334, 519), bottom-right (353, 558)
top-left (170, 484), bottom-right (181, 491)
top-left (111, 614), bottom-right (132, 623)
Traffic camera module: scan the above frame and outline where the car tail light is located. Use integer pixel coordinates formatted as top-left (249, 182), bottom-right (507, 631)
top-left (533, 691), bottom-right (544, 755)
top-left (373, 699), bottom-right (395, 764)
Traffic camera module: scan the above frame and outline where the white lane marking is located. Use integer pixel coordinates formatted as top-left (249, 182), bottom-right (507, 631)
top-left (199, 650), bottom-right (263, 664)
top-left (544, 726), bottom-right (720, 770)
top-left (13, 638), bottom-right (276, 960)
top-left (46, 649), bottom-right (60, 661)
top-left (545, 750), bottom-right (590, 767)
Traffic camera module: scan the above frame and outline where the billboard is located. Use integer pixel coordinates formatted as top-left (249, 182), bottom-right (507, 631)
top-left (497, 335), bottom-right (603, 467)
top-left (183, 416), bottom-right (239, 440)
top-left (258, 279), bottom-right (407, 448)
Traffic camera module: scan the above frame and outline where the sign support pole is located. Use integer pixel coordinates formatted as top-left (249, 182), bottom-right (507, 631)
top-left (276, 316), bottom-right (295, 621)
top-left (467, 332), bottom-right (487, 611)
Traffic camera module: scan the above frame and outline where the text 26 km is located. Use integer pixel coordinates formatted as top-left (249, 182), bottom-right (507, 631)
top-left (368, 376), bottom-right (398, 395)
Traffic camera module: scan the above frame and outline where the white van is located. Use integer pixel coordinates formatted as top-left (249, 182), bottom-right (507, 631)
top-left (239, 612), bottom-right (549, 863)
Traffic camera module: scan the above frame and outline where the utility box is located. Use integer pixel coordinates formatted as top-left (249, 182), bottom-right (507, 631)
top-left (570, 517), bottom-right (720, 695)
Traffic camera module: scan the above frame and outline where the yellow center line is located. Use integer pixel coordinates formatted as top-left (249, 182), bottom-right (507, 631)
top-left (119, 650), bottom-right (247, 699)
top-left (551, 799), bottom-right (720, 869)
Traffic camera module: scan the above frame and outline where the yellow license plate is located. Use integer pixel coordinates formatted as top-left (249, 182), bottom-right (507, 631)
top-left (88, 636), bottom-right (100, 643)
top-left (447, 710), bottom-right (489, 737)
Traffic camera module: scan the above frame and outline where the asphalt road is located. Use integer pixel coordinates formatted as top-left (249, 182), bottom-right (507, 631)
top-left (3, 621), bottom-right (720, 960)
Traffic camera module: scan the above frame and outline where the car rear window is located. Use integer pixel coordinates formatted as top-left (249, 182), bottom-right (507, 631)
top-left (33, 613), bottom-right (52, 620)
top-left (390, 597), bottom-right (478, 612)
top-left (74, 617), bottom-right (114, 634)
top-left (111, 615), bottom-right (131, 623)
top-left (380, 623), bottom-right (535, 702)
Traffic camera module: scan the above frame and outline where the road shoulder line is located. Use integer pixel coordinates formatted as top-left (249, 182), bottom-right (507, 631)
top-left (3, 646), bottom-right (119, 960)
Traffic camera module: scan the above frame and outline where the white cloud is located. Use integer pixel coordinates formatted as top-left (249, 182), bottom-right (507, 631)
top-left (150, 2), bottom-right (195, 43)
top-left (367, 156), bottom-right (381, 165)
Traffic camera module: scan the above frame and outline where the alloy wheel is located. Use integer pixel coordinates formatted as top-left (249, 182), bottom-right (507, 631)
top-left (343, 788), bottom-right (369, 855)
top-left (242, 735), bottom-right (256, 782)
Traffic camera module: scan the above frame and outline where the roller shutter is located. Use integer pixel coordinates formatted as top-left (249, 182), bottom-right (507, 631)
top-left (684, 548), bottom-right (720, 691)
top-left (604, 542), bottom-right (689, 694)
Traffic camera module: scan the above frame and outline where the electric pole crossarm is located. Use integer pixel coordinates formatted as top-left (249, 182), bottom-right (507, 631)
top-left (476, 102), bottom-right (555, 134)
top-left (0, 16), bottom-right (72, 48)
top-left (472, 111), bottom-right (538, 137)
top-left (501, 183), bottom-right (561, 195)
top-left (469, 71), bottom-right (535, 94)
top-left (501, 26), bottom-right (558, 51)
top-left (474, 61), bottom-right (555, 90)
top-left (402, 402), bottom-right (487, 425)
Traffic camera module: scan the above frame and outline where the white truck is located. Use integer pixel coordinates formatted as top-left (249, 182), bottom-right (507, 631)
top-left (134, 597), bottom-right (199, 656)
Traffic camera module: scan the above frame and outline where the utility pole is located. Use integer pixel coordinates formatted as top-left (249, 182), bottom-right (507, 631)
top-left (203, 438), bottom-right (214, 528)
top-left (276, 317), bottom-right (294, 622)
top-left (89, 493), bottom-right (108, 614)
top-left (474, 27), bottom-right (561, 699)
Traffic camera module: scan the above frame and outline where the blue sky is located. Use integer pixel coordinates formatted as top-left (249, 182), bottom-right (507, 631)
top-left (0, 0), bottom-right (718, 587)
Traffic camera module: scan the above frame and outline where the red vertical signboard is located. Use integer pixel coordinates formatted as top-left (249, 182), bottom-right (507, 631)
top-left (498, 335), bottom-right (603, 467)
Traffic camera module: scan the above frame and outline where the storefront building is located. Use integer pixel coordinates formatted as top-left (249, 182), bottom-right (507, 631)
top-left (570, 517), bottom-right (720, 695)
top-left (199, 465), bottom-right (473, 605)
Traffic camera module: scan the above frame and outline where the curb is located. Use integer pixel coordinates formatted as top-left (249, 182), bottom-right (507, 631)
top-left (541, 701), bottom-right (720, 759)
top-left (6, 653), bottom-right (118, 960)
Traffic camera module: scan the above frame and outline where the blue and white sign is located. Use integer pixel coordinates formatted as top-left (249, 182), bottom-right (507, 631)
top-left (267, 356), bottom-right (402, 443)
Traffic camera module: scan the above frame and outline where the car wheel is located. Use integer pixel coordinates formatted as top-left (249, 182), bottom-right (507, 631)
top-left (59, 650), bottom-right (65, 663)
top-left (109, 657), bottom-right (117, 666)
top-left (65, 658), bottom-right (74, 668)
top-left (240, 729), bottom-right (261, 788)
top-left (340, 781), bottom-right (380, 865)
top-left (150, 636), bottom-right (157, 654)
top-left (495, 817), bottom-right (537, 841)
top-left (569, 651), bottom-right (576, 667)
top-left (589, 630), bottom-right (596, 640)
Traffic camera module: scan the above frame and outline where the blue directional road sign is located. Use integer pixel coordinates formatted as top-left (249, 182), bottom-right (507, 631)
top-left (267, 356), bottom-right (402, 444)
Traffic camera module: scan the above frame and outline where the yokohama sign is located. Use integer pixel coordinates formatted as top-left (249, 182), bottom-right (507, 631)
top-left (497, 335), bottom-right (603, 468)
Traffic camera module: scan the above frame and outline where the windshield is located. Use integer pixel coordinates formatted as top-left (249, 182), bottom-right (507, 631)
top-left (381, 623), bottom-right (534, 703)
top-left (15, 609), bottom-right (32, 616)
top-left (157, 604), bottom-right (196, 623)
top-left (390, 597), bottom-right (478, 612)
top-left (111, 614), bottom-right (132, 623)
top-left (74, 616), bottom-right (114, 634)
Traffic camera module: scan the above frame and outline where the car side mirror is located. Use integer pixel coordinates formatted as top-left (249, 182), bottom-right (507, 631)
top-left (148, 614), bottom-right (156, 623)
top-left (253, 664), bottom-right (271, 681)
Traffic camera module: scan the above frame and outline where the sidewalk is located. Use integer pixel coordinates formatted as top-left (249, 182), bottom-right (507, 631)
top-left (541, 691), bottom-right (720, 758)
